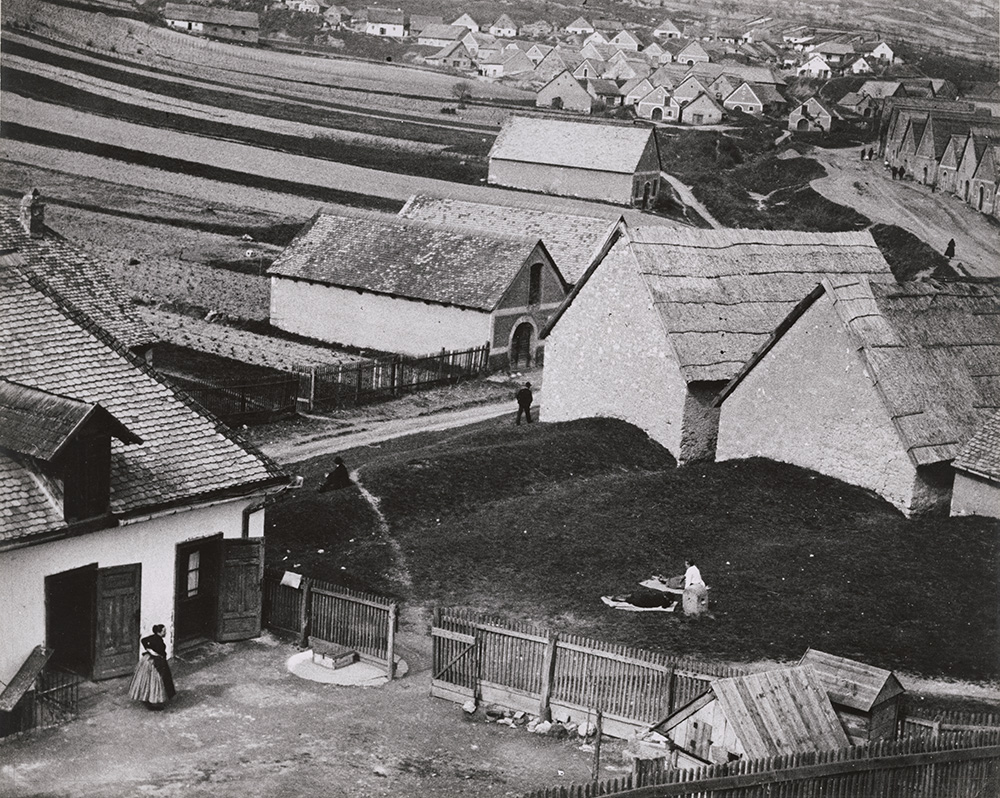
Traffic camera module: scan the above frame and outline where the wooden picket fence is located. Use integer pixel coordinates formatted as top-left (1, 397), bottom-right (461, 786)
top-left (524, 730), bottom-right (1000, 798)
top-left (901, 707), bottom-right (1000, 740)
top-left (295, 344), bottom-right (490, 411)
top-left (430, 608), bottom-right (744, 740)
top-left (262, 569), bottom-right (399, 676)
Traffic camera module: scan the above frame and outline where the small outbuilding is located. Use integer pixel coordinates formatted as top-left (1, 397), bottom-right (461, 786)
top-left (799, 649), bottom-right (904, 745)
top-left (163, 3), bottom-right (259, 43)
top-left (488, 117), bottom-right (662, 207)
top-left (653, 666), bottom-right (850, 765)
top-left (268, 210), bottom-right (569, 370)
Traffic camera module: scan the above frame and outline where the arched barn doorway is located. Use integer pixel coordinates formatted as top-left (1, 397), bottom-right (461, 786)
top-left (651, 107), bottom-right (663, 121)
top-left (796, 117), bottom-right (809, 131)
top-left (510, 322), bottom-right (534, 370)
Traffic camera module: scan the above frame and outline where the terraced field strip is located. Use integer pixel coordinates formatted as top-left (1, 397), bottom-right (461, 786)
top-left (3, 53), bottom-right (450, 153)
top-left (5, 66), bottom-right (486, 184)
top-left (26, 3), bottom-right (535, 101)
top-left (3, 34), bottom-right (501, 143)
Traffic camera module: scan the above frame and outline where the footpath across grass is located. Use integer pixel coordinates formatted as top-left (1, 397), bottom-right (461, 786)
top-left (340, 418), bottom-right (1000, 682)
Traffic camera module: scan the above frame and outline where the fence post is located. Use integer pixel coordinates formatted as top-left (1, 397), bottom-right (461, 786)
top-left (539, 634), bottom-right (558, 721)
top-left (309, 367), bottom-right (316, 412)
top-left (299, 578), bottom-right (312, 648)
top-left (386, 603), bottom-right (398, 680)
top-left (592, 709), bottom-right (603, 782)
top-left (390, 356), bottom-right (398, 396)
top-left (356, 362), bottom-right (363, 404)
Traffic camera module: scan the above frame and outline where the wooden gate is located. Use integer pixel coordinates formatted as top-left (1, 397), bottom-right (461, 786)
top-left (217, 539), bottom-right (264, 642)
top-left (93, 564), bottom-right (141, 680)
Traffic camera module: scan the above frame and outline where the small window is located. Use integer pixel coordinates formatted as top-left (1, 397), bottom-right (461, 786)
top-left (528, 263), bottom-right (543, 305)
top-left (186, 551), bottom-right (201, 597)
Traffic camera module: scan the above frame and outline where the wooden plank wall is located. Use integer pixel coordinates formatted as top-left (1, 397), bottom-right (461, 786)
top-left (430, 608), bottom-right (744, 739)
top-left (523, 730), bottom-right (1000, 798)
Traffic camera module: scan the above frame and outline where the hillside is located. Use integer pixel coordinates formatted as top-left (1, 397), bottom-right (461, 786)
top-left (270, 417), bottom-right (1000, 682)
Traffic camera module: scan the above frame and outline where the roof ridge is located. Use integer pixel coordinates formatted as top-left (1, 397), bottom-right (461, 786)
top-left (317, 208), bottom-right (539, 247)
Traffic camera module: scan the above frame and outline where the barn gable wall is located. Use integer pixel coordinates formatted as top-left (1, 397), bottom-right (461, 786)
top-left (543, 237), bottom-right (687, 453)
top-left (717, 293), bottom-right (918, 512)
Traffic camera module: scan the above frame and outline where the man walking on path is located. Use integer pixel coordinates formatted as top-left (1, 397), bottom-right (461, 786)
top-left (515, 382), bottom-right (534, 425)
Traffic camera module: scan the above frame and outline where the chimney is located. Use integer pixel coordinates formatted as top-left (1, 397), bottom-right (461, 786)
top-left (19, 188), bottom-right (45, 238)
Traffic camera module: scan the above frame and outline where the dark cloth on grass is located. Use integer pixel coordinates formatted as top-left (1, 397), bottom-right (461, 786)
top-left (944, 239), bottom-right (956, 258)
top-left (621, 591), bottom-right (676, 609)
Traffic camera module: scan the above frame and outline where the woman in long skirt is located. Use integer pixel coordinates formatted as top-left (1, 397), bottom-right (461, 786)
top-left (128, 624), bottom-right (176, 710)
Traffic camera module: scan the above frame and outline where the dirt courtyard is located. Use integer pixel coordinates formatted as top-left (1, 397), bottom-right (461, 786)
top-left (0, 606), bottom-right (620, 798)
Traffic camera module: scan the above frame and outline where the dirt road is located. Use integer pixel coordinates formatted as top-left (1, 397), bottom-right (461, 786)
top-left (0, 625), bottom-right (612, 798)
top-left (809, 147), bottom-right (1000, 278)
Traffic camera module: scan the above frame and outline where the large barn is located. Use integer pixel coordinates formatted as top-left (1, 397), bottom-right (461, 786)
top-left (268, 210), bottom-right (569, 369)
top-left (716, 278), bottom-right (1000, 515)
top-left (542, 224), bottom-right (894, 463)
top-left (487, 117), bottom-right (662, 207)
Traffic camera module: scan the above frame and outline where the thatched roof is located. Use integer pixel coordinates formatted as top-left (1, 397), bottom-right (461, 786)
top-left (626, 227), bottom-right (894, 383)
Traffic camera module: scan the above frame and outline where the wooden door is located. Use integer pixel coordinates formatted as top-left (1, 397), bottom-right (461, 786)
top-left (93, 564), bottom-right (141, 680)
top-left (217, 539), bottom-right (264, 642)
top-left (175, 538), bottom-right (221, 643)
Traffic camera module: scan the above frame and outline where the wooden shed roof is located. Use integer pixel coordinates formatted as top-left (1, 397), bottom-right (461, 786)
top-left (953, 409), bottom-right (1000, 483)
top-left (711, 666), bottom-right (850, 758)
top-left (799, 649), bottom-right (904, 712)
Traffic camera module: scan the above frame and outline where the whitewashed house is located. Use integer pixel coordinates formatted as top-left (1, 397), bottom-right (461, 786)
top-left (488, 117), bottom-right (662, 207)
top-left (542, 226), bottom-right (893, 463)
top-left (564, 16), bottom-right (594, 35)
top-left (536, 70), bottom-right (593, 113)
top-left (716, 278), bottom-right (1000, 516)
top-left (488, 13), bottom-right (518, 37)
top-left (365, 7), bottom-right (404, 36)
top-left (798, 54), bottom-right (833, 78)
top-left (451, 12), bottom-right (479, 31)
top-left (0, 246), bottom-right (287, 694)
top-left (268, 211), bottom-right (569, 369)
top-left (652, 18), bottom-right (681, 38)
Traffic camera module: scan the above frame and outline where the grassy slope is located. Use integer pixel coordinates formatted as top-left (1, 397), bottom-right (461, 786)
top-left (335, 419), bottom-right (1000, 681)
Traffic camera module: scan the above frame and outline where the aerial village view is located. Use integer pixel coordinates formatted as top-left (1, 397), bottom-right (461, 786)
top-left (2, 0), bottom-right (1000, 791)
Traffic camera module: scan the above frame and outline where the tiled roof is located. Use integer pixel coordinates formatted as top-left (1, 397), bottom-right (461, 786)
top-left (825, 278), bottom-right (1000, 466)
top-left (163, 3), bottom-right (258, 27)
top-left (268, 210), bottom-right (544, 311)
top-left (0, 198), bottom-right (154, 351)
top-left (954, 410), bottom-right (1000, 482)
top-left (398, 195), bottom-right (616, 284)
top-left (628, 227), bottom-right (894, 382)
top-left (489, 117), bottom-right (656, 175)
top-left (367, 6), bottom-right (404, 24)
top-left (0, 258), bottom-right (287, 544)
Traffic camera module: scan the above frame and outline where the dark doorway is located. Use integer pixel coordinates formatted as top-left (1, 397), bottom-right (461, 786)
top-left (796, 118), bottom-right (809, 131)
top-left (175, 537), bottom-right (222, 646)
top-left (46, 565), bottom-right (97, 677)
top-left (651, 107), bottom-right (663, 121)
top-left (510, 323), bottom-right (534, 370)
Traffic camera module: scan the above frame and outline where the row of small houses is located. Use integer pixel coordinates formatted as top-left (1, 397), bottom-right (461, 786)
top-left (881, 100), bottom-right (1000, 220)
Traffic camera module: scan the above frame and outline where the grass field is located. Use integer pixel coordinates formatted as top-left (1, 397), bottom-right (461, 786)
top-left (269, 418), bottom-right (1000, 683)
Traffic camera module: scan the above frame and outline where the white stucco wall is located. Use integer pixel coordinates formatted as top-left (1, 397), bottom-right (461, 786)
top-left (951, 472), bottom-right (1000, 518)
top-left (543, 237), bottom-right (688, 455)
top-left (0, 499), bottom-right (260, 685)
top-left (270, 278), bottom-right (492, 355)
top-left (717, 294), bottom-right (918, 513)
top-left (488, 160), bottom-right (636, 205)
